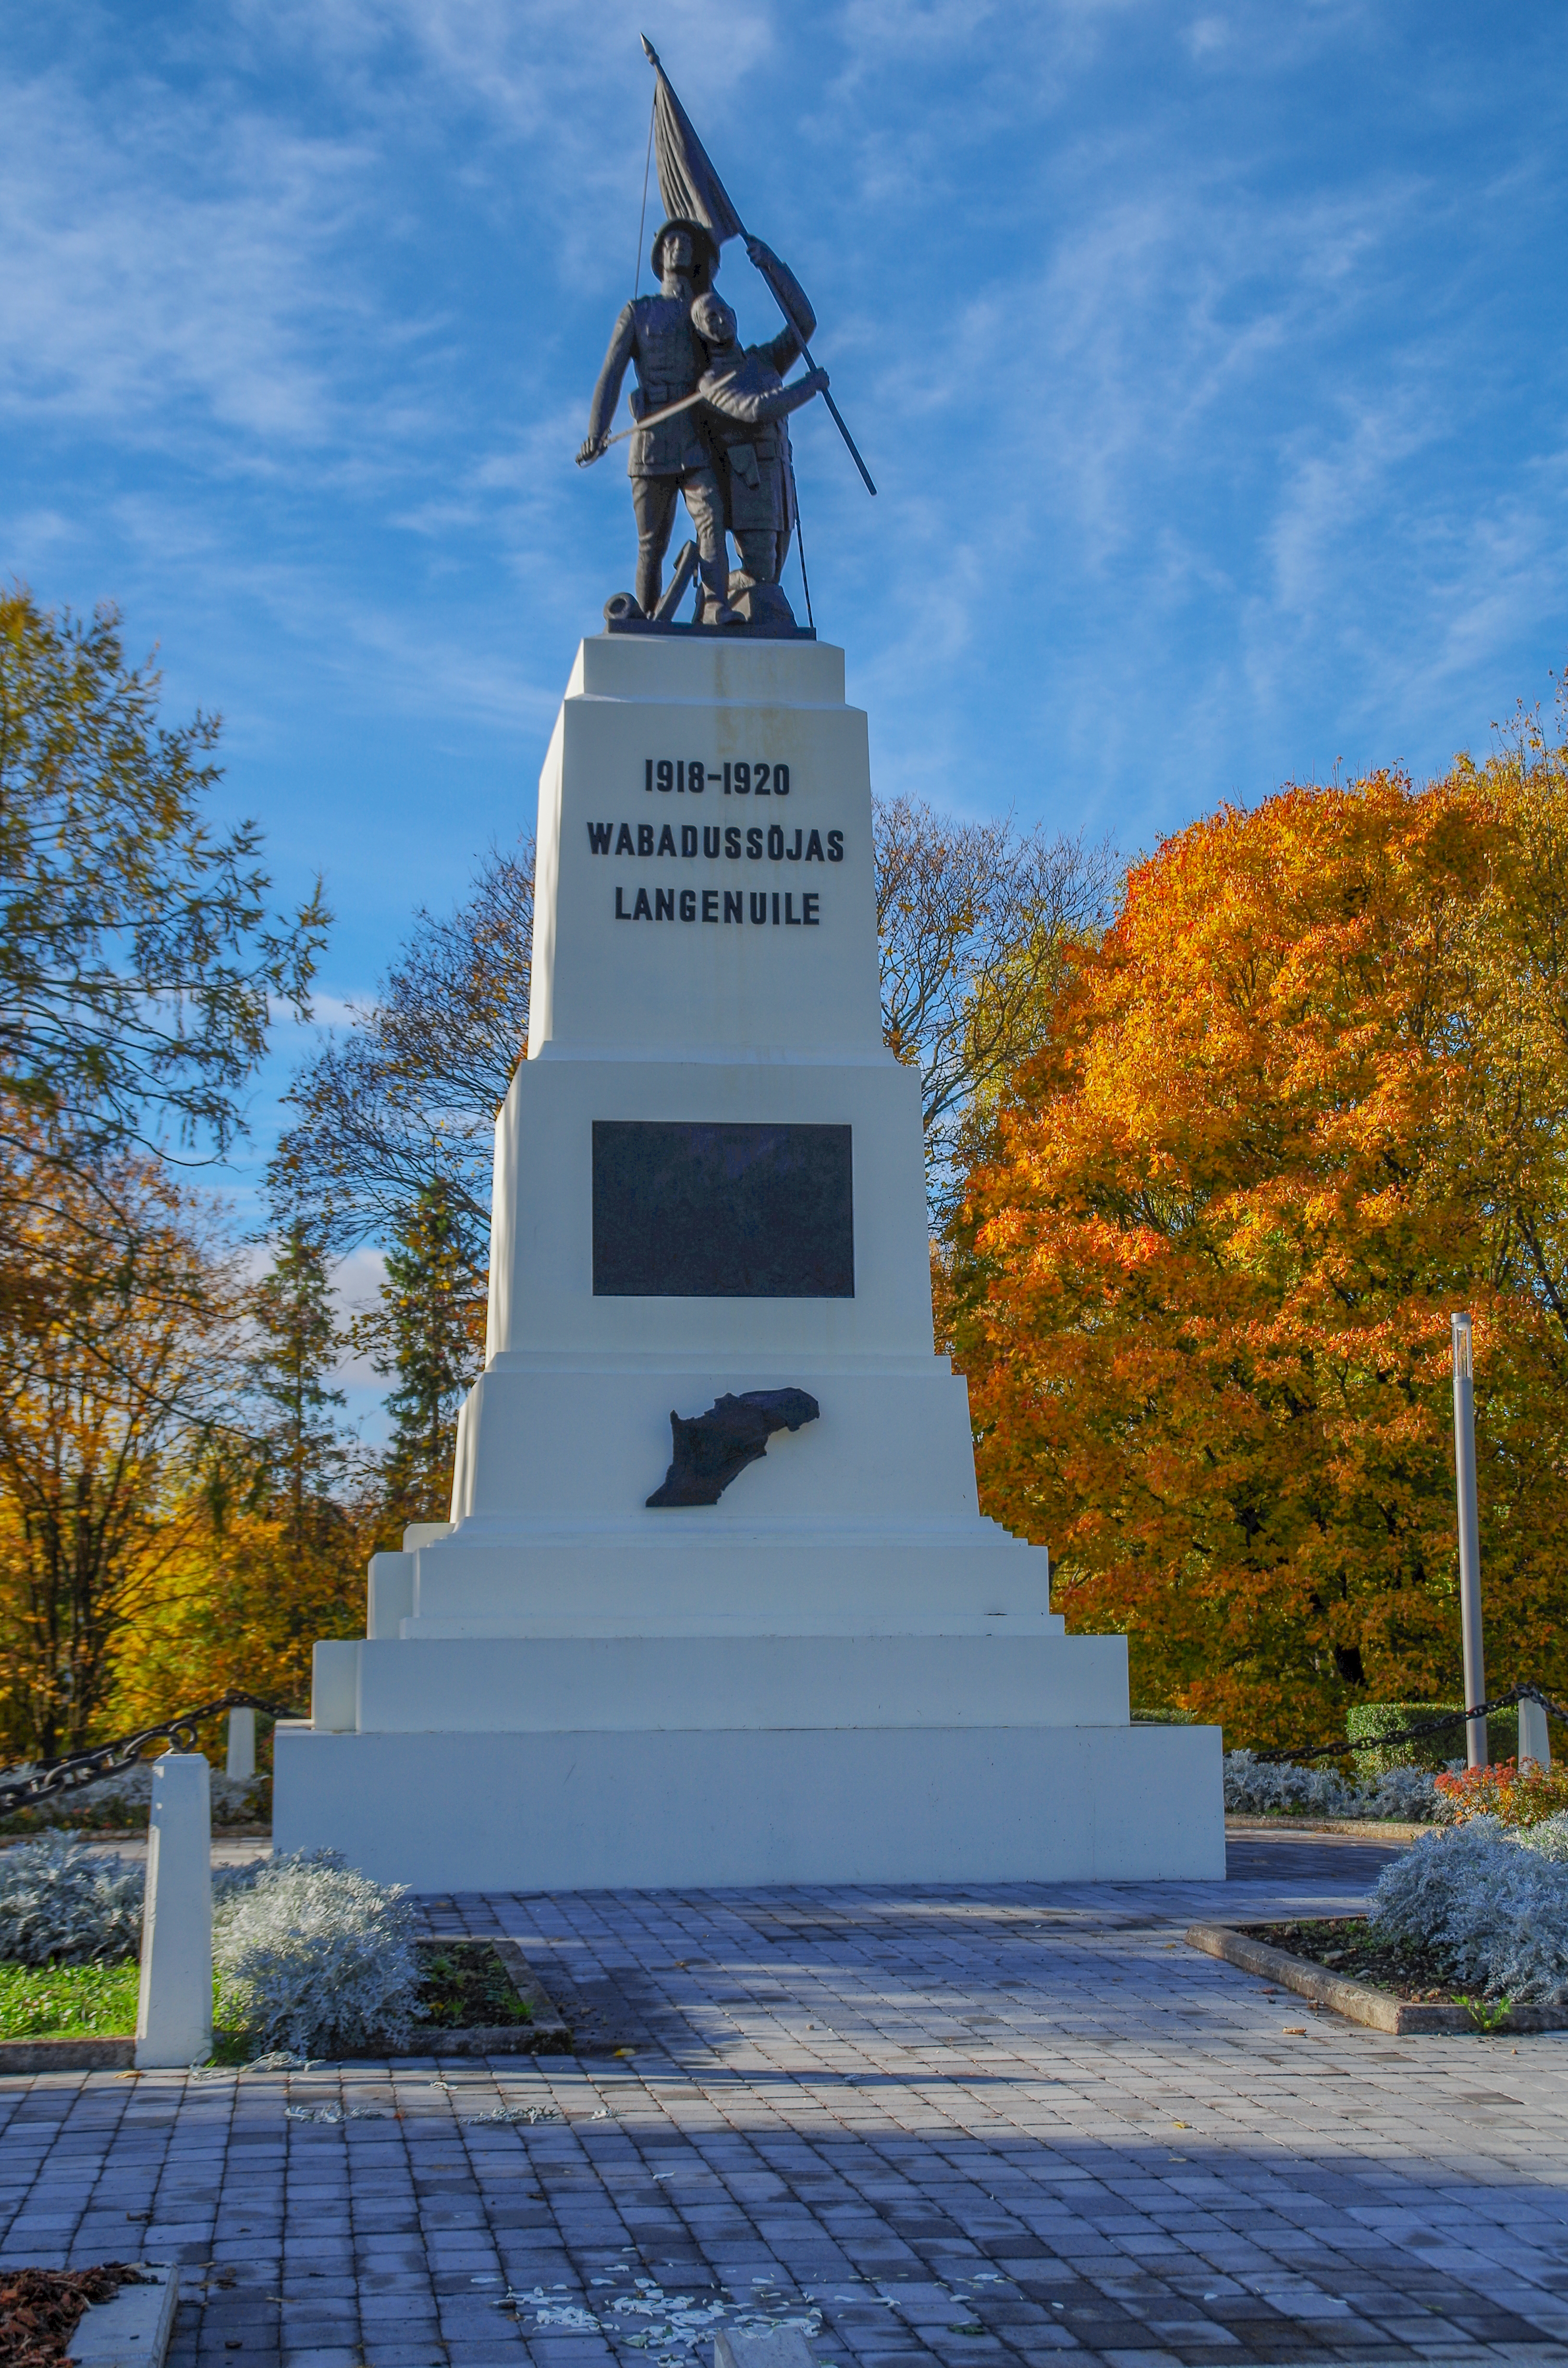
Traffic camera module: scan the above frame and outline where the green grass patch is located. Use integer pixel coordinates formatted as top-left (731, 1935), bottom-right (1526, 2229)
top-left (208, 2016), bottom-right (256, 2066)
top-left (0, 1960), bottom-right (249, 2053)
top-left (0, 1957), bottom-right (141, 2039)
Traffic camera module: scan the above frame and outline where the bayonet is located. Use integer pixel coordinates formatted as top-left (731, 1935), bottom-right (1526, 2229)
top-left (576, 373), bottom-right (742, 464)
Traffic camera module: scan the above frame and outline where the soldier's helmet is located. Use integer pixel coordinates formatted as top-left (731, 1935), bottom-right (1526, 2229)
top-left (650, 217), bottom-right (719, 294)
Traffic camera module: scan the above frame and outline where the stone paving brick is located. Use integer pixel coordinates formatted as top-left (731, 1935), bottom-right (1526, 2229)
top-left (4, 1834), bottom-right (1568, 2361)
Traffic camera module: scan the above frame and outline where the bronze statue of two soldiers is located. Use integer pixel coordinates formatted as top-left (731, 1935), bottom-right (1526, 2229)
top-left (578, 217), bottom-right (828, 632)
top-left (576, 37), bottom-right (874, 633)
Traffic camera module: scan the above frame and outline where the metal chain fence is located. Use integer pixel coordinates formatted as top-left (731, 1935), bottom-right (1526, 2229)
top-left (1251, 1681), bottom-right (1568, 1765)
top-left (0, 1690), bottom-right (304, 1819)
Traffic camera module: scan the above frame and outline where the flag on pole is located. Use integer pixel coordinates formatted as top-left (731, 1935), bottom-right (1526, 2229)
top-left (642, 35), bottom-right (746, 244)
top-left (637, 32), bottom-right (877, 495)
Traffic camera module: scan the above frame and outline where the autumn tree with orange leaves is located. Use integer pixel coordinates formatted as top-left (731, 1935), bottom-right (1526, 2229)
top-left (943, 699), bottom-right (1568, 1747)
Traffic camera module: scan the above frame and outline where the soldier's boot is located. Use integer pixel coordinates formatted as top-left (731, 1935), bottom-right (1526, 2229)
top-left (698, 550), bottom-right (744, 629)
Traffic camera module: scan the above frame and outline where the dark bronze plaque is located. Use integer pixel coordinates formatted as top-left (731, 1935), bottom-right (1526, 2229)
top-left (592, 1121), bottom-right (854, 1297)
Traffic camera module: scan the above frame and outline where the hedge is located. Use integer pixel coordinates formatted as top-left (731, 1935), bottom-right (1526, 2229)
top-left (1346, 1700), bottom-right (1519, 1776)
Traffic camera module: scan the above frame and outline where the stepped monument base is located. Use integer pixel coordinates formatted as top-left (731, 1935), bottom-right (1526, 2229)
top-left (274, 636), bottom-right (1225, 1891)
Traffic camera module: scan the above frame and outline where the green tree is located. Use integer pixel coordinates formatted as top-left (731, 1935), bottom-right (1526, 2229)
top-left (0, 585), bottom-right (329, 1167)
top-left (245, 1224), bottom-right (348, 1561)
top-left (352, 1183), bottom-right (485, 1534)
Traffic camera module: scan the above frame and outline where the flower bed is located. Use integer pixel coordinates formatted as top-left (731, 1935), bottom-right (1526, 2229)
top-left (1240, 1916), bottom-right (1470, 2005)
top-left (1434, 1758), bottom-right (1568, 1828)
top-left (0, 1941), bottom-right (538, 2053)
top-left (418, 1942), bottom-right (533, 2032)
top-left (1230, 1813), bottom-right (1568, 2019)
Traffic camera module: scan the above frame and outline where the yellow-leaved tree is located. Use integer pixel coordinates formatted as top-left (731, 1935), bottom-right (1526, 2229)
top-left (943, 703), bottom-right (1568, 1746)
top-left (0, 1145), bottom-right (243, 1758)
top-left (111, 1223), bottom-right (368, 1739)
top-left (0, 585), bottom-right (334, 1760)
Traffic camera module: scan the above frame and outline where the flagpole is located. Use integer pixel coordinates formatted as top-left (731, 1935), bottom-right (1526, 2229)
top-left (753, 281), bottom-right (877, 498)
top-left (633, 92), bottom-right (655, 298)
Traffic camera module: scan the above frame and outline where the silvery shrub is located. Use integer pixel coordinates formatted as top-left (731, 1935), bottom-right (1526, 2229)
top-left (213, 1850), bottom-right (426, 2055)
top-left (1518, 1810), bottom-right (1568, 1864)
top-left (1223, 1751), bottom-right (1446, 1822)
top-left (89, 1763), bottom-right (262, 1825)
top-left (0, 1835), bottom-right (144, 1963)
top-left (1370, 1816), bottom-right (1568, 2002)
top-left (1223, 1751), bottom-right (1354, 1816)
top-left (1361, 1764), bottom-right (1453, 1822)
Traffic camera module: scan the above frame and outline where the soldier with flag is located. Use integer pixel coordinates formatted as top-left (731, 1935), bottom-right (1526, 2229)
top-left (633, 37), bottom-right (873, 498)
top-left (577, 39), bottom-right (873, 628)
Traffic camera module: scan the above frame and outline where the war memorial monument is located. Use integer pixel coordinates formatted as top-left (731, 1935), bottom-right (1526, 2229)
top-left (274, 45), bottom-right (1224, 1890)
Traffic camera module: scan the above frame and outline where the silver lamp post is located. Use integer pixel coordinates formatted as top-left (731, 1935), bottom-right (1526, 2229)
top-left (1452, 1312), bottom-right (1486, 1769)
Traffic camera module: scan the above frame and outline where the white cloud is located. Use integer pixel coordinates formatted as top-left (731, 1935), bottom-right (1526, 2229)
top-left (329, 1244), bottom-right (390, 1387)
top-left (0, 70), bottom-right (372, 451)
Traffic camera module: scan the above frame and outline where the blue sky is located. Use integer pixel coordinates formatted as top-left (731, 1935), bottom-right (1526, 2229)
top-left (4, 0), bottom-right (1566, 1284)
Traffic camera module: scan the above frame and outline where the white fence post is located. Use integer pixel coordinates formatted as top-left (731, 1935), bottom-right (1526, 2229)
top-left (134, 1751), bottom-right (213, 2070)
top-left (225, 1706), bottom-right (255, 1781)
top-left (1520, 1695), bottom-right (1552, 1771)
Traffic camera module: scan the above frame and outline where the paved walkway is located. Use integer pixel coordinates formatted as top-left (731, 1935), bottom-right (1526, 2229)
top-left (3, 1832), bottom-right (1568, 2368)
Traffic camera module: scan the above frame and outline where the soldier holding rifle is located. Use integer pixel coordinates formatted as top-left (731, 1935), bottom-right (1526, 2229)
top-left (577, 217), bottom-right (736, 624)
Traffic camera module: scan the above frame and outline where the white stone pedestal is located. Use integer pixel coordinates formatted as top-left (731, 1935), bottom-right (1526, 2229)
top-left (225, 1706), bottom-right (255, 1781)
top-left (274, 635), bottom-right (1224, 1888)
top-left (135, 1751), bottom-right (213, 2069)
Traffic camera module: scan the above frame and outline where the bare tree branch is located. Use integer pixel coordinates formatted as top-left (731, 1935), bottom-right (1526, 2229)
top-left (873, 795), bottom-right (1117, 1209)
top-left (269, 843), bottom-right (533, 1246)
